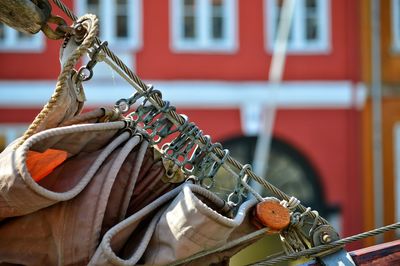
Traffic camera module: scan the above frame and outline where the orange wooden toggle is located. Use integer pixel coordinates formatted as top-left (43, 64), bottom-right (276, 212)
top-left (252, 199), bottom-right (291, 232)
top-left (26, 149), bottom-right (68, 182)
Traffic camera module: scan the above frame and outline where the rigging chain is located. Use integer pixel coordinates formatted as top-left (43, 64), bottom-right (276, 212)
top-left (49, 0), bottom-right (328, 226)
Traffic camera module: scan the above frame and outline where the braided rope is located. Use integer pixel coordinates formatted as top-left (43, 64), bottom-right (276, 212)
top-left (17, 13), bottom-right (98, 147)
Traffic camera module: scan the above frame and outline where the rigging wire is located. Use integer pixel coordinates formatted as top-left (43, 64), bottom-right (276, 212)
top-left (47, 0), bottom-right (400, 263)
top-left (50, 0), bottom-right (328, 225)
top-left (249, 221), bottom-right (400, 265)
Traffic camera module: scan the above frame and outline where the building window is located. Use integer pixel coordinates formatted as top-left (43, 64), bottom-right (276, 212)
top-left (0, 24), bottom-right (43, 52)
top-left (392, 0), bottom-right (400, 51)
top-left (265, 0), bottom-right (330, 53)
top-left (171, 0), bottom-right (238, 53)
top-left (75, 0), bottom-right (142, 50)
top-left (0, 125), bottom-right (28, 151)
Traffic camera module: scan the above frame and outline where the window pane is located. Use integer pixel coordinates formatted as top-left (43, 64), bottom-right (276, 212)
top-left (87, 0), bottom-right (100, 33)
top-left (305, 0), bottom-right (319, 41)
top-left (183, 0), bottom-right (196, 39)
top-left (306, 0), bottom-right (317, 9)
top-left (17, 31), bottom-right (33, 40)
top-left (306, 17), bottom-right (318, 40)
top-left (184, 16), bottom-right (196, 38)
top-left (212, 0), bottom-right (223, 8)
top-left (116, 0), bottom-right (129, 38)
top-left (116, 15), bottom-right (128, 37)
top-left (184, 0), bottom-right (195, 7)
top-left (212, 16), bottom-right (223, 39)
top-left (87, 0), bottom-right (100, 13)
top-left (211, 0), bottom-right (224, 40)
top-left (0, 24), bottom-right (4, 40)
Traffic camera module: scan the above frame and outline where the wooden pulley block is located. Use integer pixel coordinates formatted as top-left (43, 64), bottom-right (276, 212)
top-left (252, 199), bottom-right (291, 233)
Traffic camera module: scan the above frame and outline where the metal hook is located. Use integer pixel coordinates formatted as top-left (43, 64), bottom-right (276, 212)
top-left (227, 164), bottom-right (252, 207)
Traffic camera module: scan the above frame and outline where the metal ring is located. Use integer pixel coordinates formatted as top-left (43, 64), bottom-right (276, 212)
top-left (239, 164), bottom-right (252, 183)
top-left (200, 177), bottom-right (214, 189)
top-left (77, 66), bottom-right (93, 81)
top-left (115, 99), bottom-right (130, 113)
top-left (227, 191), bottom-right (241, 207)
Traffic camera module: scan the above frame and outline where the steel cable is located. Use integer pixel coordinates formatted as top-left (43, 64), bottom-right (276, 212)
top-left (249, 222), bottom-right (400, 265)
top-left (46, 1), bottom-right (400, 263)
top-left (50, 0), bottom-right (328, 225)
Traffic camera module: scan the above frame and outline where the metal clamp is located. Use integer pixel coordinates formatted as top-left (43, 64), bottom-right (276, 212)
top-left (77, 41), bottom-right (108, 81)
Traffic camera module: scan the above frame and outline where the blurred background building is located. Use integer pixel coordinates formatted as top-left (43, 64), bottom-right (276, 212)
top-left (0, 0), bottom-right (398, 261)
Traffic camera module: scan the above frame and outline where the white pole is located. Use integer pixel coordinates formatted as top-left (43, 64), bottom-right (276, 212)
top-left (252, 0), bottom-right (296, 193)
top-left (371, 0), bottom-right (384, 243)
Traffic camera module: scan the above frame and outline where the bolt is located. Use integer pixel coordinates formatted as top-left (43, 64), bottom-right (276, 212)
top-left (73, 23), bottom-right (87, 43)
top-left (321, 233), bottom-right (332, 244)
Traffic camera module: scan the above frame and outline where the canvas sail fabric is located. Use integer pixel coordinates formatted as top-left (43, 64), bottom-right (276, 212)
top-left (0, 117), bottom-right (260, 265)
top-left (0, 107), bottom-right (173, 265)
top-left (89, 184), bottom-right (261, 266)
top-left (0, 30), bottom-right (261, 265)
top-left (0, 109), bottom-right (261, 265)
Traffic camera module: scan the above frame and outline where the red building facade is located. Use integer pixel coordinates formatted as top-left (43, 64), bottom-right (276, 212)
top-left (0, 0), bottom-right (363, 243)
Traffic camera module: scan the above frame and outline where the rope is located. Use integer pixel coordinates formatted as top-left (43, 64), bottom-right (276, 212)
top-left (17, 13), bottom-right (99, 147)
top-left (50, 0), bottom-right (328, 225)
top-left (249, 222), bottom-right (400, 265)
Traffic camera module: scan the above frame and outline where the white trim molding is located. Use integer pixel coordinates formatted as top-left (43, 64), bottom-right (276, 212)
top-left (264, 0), bottom-right (331, 54)
top-left (170, 0), bottom-right (238, 53)
top-left (0, 80), bottom-right (366, 109)
top-left (0, 24), bottom-right (44, 52)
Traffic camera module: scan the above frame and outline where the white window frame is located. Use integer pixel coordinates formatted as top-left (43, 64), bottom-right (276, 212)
top-left (0, 124), bottom-right (28, 148)
top-left (170, 0), bottom-right (238, 53)
top-left (264, 0), bottom-right (331, 54)
top-left (75, 0), bottom-right (142, 51)
top-left (0, 25), bottom-right (44, 52)
top-left (392, 0), bottom-right (400, 52)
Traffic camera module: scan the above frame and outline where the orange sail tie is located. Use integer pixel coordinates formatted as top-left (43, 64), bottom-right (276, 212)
top-left (26, 149), bottom-right (68, 182)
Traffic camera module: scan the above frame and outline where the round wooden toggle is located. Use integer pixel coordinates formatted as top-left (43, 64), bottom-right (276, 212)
top-left (253, 199), bottom-right (291, 232)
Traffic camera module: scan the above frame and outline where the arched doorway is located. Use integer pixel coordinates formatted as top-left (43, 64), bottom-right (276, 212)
top-left (222, 136), bottom-right (329, 216)
top-left (221, 136), bottom-right (335, 265)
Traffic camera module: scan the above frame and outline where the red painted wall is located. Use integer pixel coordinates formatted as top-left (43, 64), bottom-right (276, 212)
top-left (0, 0), bottom-right (360, 82)
top-left (137, 0), bottom-right (360, 81)
top-left (274, 109), bottom-right (362, 241)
